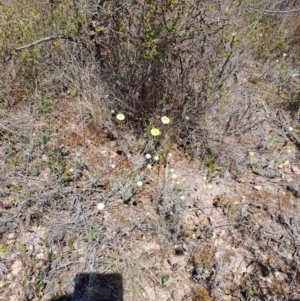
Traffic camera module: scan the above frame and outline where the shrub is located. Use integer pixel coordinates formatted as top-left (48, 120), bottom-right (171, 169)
top-left (88, 0), bottom-right (235, 139)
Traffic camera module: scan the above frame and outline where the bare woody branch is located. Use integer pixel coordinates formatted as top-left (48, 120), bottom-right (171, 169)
top-left (14, 35), bottom-right (76, 51)
top-left (247, 6), bottom-right (300, 14)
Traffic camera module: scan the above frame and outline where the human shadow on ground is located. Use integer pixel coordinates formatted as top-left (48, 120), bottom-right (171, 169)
top-left (51, 272), bottom-right (123, 301)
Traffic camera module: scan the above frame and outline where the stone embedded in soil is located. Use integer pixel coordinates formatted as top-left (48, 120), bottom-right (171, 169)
top-left (11, 260), bottom-right (23, 275)
top-left (7, 233), bottom-right (15, 240)
top-left (97, 178), bottom-right (110, 188)
top-left (73, 237), bottom-right (87, 251)
top-left (291, 165), bottom-right (300, 175)
top-left (171, 290), bottom-right (179, 300)
top-left (144, 241), bottom-right (160, 253)
top-left (287, 184), bottom-right (300, 198)
top-left (36, 252), bottom-right (48, 260)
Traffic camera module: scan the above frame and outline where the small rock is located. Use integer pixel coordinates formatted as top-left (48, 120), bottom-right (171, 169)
top-left (9, 294), bottom-right (24, 301)
top-left (291, 165), bottom-right (300, 175)
top-left (172, 290), bottom-right (179, 300)
top-left (36, 252), bottom-right (47, 260)
top-left (246, 263), bottom-right (255, 274)
top-left (73, 237), bottom-right (86, 251)
top-left (279, 160), bottom-right (289, 169)
top-left (35, 261), bottom-right (45, 269)
top-left (274, 271), bottom-right (287, 282)
top-left (11, 260), bottom-right (23, 275)
top-left (182, 243), bottom-right (189, 252)
top-left (60, 146), bottom-right (69, 156)
top-left (259, 275), bottom-right (272, 284)
top-left (7, 233), bottom-right (15, 240)
top-left (29, 275), bottom-right (36, 282)
top-left (253, 185), bottom-right (262, 191)
top-left (78, 257), bottom-right (85, 263)
top-left (41, 154), bottom-right (48, 162)
top-left (144, 241), bottom-right (160, 253)
top-left (100, 149), bottom-right (108, 156)
top-left (287, 184), bottom-right (300, 198)
top-left (98, 179), bottom-right (110, 188)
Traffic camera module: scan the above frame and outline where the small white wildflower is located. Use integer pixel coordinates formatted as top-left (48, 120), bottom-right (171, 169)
top-left (170, 168), bottom-right (175, 173)
top-left (289, 127), bottom-right (293, 131)
top-left (161, 116), bottom-right (170, 124)
top-left (287, 148), bottom-right (292, 154)
top-left (176, 180), bottom-right (181, 185)
top-left (180, 196), bottom-right (185, 201)
top-left (68, 168), bottom-right (74, 173)
top-left (150, 128), bottom-right (161, 136)
top-left (147, 164), bottom-right (152, 170)
top-left (249, 151), bottom-right (255, 157)
top-left (145, 153), bottom-right (151, 159)
top-left (167, 153), bottom-right (172, 158)
top-left (32, 133), bottom-right (36, 137)
top-left (154, 155), bottom-right (159, 161)
top-left (111, 109), bottom-right (115, 114)
top-left (283, 53), bottom-right (287, 57)
top-left (171, 174), bottom-right (177, 180)
top-left (116, 113), bottom-right (125, 121)
top-left (111, 164), bottom-right (116, 169)
top-left (137, 181), bottom-right (143, 187)
top-left (202, 176), bottom-right (207, 181)
top-left (97, 203), bottom-right (105, 211)
top-left (207, 184), bottom-right (212, 190)
top-left (185, 116), bottom-right (190, 121)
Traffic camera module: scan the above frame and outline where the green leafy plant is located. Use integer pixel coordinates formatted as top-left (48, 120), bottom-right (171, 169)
top-left (86, 225), bottom-right (99, 243)
top-left (0, 244), bottom-right (9, 257)
top-left (156, 275), bottom-right (169, 288)
top-left (245, 285), bottom-right (256, 297)
top-left (204, 153), bottom-right (222, 174)
top-left (224, 201), bottom-right (233, 215)
top-left (33, 280), bottom-right (44, 292)
top-left (167, 259), bottom-right (179, 272)
top-left (37, 85), bottom-right (52, 119)
top-left (67, 240), bottom-right (75, 250)
top-left (17, 242), bottom-right (27, 253)
top-left (10, 157), bottom-right (23, 167)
